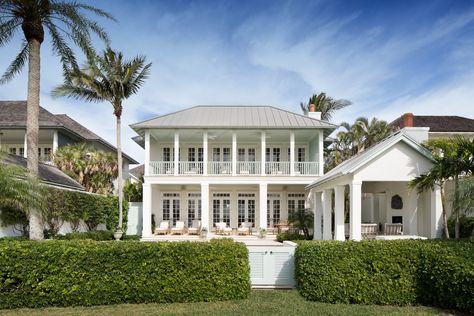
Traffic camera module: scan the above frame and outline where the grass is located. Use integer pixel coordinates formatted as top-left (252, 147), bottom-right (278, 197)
top-left (1, 290), bottom-right (460, 316)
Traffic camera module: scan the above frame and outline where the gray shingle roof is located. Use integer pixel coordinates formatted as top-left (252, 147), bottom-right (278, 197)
top-left (131, 106), bottom-right (338, 130)
top-left (391, 115), bottom-right (474, 133)
top-left (129, 164), bottom-right (144, 181)
top-left (0, 101), bottom-right (138, 164)
top-left (2, 154), bottom-right (84, 191)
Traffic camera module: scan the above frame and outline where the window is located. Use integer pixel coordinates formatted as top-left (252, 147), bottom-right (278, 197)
top-left (9, 148), bottom-right (16, 155)
top-left (288, 193), bottom-right (306, 215)
top-left (163, 200), bottom-right (170, 221)
top-left (238, 148), bottom-right (245, 161)
top-left (212, 148), bottom-right (220, 161)
top-left (248, 148), bottom-right (256, 161)
top-left (43, 148), bottom-right (52, 160)
top-left (172, 200), bottom-right (180, 226)
top-left (213, 199), bottom-right (221, 225)
top-left (297, 148), bottom-right (305, 162)
top-left (19, 147), bottom-right (24, 157)
top-left (38, 148), bottom-right (42, 157)
top-left (163, 147), bottom-right (171, 161)
top-left (273, 148), bottom-right (280, 162)
top-left (197, 148), bottom-right (203, 162)
top-left (188, 147), bottom-right (195, 162)
top-left (223, 148), bottom-right (230, 162)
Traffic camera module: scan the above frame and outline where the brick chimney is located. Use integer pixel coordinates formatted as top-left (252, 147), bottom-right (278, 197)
top-left (402, 113), bottom-right (414, 127)
top-left (307, 103), bottom-right (321, 120)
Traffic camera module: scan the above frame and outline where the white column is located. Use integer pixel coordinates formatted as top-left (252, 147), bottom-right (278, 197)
top-left (174, 131), bottom-right (179, 176)
top-left (318, 130), bottom-right (324, 175)
top-left (290, 131), bottom-right (295, 176)
top-left (142, 182), bottom-right (152, 237)
top-left (144, 130), bottom-right (150, 176)
top-left (201, 182), bottom-right (210, 230)
top-left (350, 181), bottom-right (362, 241)
top-left (313, 191), bottom-right (323, 240)
top-left (408, 189), bottom-right (418, 235)
top-left (322, 189), bottom-right (333, 240)
top-left (430, 187), bottom-right (443, 238)
top-left (232, 131), bottom-right (237, 176)
top-left (261, 131), bottom-right (266, 176)
top-left (52, 130), bottom-right (58, 153)
top-left (259, 183), bottom-right (268, 229)
top-left (203, 131), bottom-right (208, 175)
top-left (334, 185), bottom-right (345, 241)
top-left (23, 131), bottom-right (27, 158)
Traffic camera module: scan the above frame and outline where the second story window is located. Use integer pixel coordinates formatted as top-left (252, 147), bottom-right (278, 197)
top-left (297, 148), bottom-right (306, 162)
top-left (163, 147), bottom-right (171, 161)
top-left (188, 148), bottom-right (195, 162)
top-left (223, 148), bottom-right (230, 162)
top-left (213, 148), bottom-right (220, 161)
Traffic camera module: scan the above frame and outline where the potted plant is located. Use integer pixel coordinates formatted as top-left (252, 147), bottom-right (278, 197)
top-left (114, 227), bottom-right (123, 241)
top-left (258, 228), bottom-right (267, 239)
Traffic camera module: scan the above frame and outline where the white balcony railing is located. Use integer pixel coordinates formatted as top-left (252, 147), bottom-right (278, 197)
top-left (148, 161), bottom-right (319, 176)
top-left (237, 161), bottom-right (260, 175)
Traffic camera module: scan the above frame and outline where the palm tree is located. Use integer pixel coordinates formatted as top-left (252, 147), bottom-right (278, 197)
top-left (288, 208), bottom-right (314, 239)
top-left (300, 92), bottom-right (351, 121)
top-left (0, 0), bottom-right (115, 240)
top-left (52, 48), bottom-right (151, 235)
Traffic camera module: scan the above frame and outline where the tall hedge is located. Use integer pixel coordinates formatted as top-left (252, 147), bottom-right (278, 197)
top-left (0, 239), bottom-right (250, 308)
top-left (296, 240), bottom-right (474, 313)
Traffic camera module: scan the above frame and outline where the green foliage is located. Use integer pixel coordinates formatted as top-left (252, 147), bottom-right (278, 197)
top-left (300, 92), bottom-right (351, 121)
top-left (0, 239), bottom-right (250, 308)
top-left (56, 231), bottom-right (140, 241)
top-left (124, 179), bottom-right (143, 202)
top-left (276, 232), bottom-right (309, 242)
top-left (296, 240), bottom-right (474, 313)
top-left (0, 206), bottom-right (29, 236)
top-left (448, 216), bottom-right (474, 239)
top-left (288, 208), bottom-right (313, 239)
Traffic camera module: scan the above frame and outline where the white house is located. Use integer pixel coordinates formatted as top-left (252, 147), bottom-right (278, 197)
top-left (307, 127), bottom-right (444, 241)
top-left (130, 105), bottom-right (337, 236)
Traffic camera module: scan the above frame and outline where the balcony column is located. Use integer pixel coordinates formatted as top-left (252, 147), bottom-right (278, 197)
top-left (23, 131), bottom-right (27, 158)
top-left (52, 130), bottom-right (59, 153)
top-left (318, 130), bottom-right (324, 175)
top-left (174, 131), bottom-right (179, 176)
top-left (290, 131), bottom-right (295, 176)
top-left (142, 182), bottom-right (152, 237)
top-left (313, 190), bottom-right (323, 240)
top-left (322, 189), bottom-right (333, 240)
top-left (232, 131), bottom-right (237, 176)
top-left (334, 185), bottom-right (345, 241)
top-left (203, 131), bottom-right (208, 175)
top-left (201, 182), bottom-right (210, 230)
top-left (259, 183), bottom-right (267, 229)
top-left (144, 130), bottom-right (150, 176)
top-left (261, 131), bottom-right (266, 176)
top-left (350, 181), bottom-right (362, 241)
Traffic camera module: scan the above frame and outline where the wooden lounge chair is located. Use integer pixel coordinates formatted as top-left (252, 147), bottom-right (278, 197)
top-left (361, 223), bottom-right (378, 240)
top-left (171, 221), bottom-right (186, 235)
top-left (187, 220), bottom-right (201, 235)
top-left (216, 222), bottom-right (232, 235)
top-left (237, 222), bottom-right (252, 235)
top-left (155, 221), bottom-right (170, 235)
top-left (384, 223), bottom-right (403, 235)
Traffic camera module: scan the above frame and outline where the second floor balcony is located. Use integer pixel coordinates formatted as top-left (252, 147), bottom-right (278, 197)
top-left (149, 160), bottom-right (320, 176)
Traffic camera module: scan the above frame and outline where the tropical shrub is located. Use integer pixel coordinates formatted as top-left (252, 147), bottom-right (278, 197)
top-left (56, 231), bottom-right (140, 241)
top-left (0, 239), bottom-right (250, 308)
top-left (296, 240), bottom-right (474, 313)
top-left (276, 232), bottom-right (309, 242)
top-left (124, 179), bottom-right (142, 202)
top-left (448, 216), bottom-right (474, 239)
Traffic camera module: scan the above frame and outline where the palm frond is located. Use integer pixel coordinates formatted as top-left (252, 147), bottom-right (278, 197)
top-left (0, 41), bottom-right (28, 84)
top-left (0, 17), bottom-right (20, 47)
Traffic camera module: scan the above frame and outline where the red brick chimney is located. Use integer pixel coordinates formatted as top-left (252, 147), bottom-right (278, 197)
top-left (402, 113), bottom-right (414, 127)
top-left (309, 104), bottom-right (316, 112)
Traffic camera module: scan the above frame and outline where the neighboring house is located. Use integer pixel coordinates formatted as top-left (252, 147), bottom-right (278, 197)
top-left (130, 105), bottom-right (337, 236)
top-left (0, 101), bottom-right (138, 177)
top-left (307, 127), bottom-right (443, 241)
top-left (391, 113), bottom-right (474, 140)
top-left (129, 164), bottom-right (144, 183)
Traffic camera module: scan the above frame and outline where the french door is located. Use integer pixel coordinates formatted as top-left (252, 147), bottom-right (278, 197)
top-left (162, 193), bottom-right (180, 226)
top-left (187, 193), bottom-right (201, 227)
top-left (237, 148), bottom-right (257, 174)
top-left (237, 193), bottom-right (256, 227)
top-left (267, 193), bottom-right (281, 227)
top-left (212, 193), bottom-right (231, 227)
top-left (287, 193), bottom-right (306, 215)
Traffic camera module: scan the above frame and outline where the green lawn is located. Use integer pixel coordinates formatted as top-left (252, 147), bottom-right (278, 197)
top-left (1, 290), bottom-right (458, 316)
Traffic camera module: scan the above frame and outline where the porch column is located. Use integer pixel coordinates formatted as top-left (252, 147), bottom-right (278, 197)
top-left (232, 131), bottom-right (237, 176)
top-left (52, 130), bottom-right (58, 153)
top-left (144, 130), bottom-right (150, 176)
top-left (201, 182), bottom-right (210, 230)
top-left (142, 182), bottom-right (152, 237)
top-left (334, 185), bottom-right (345, 241)
top-left (174, 131), bottom-right (179, 176)
top-left (203, 131), bottom-right (208, 175)
top-left (290, 131), bottom-right (295, 176)
top-left (313, 191), bottom-right (323, 240)
top-left (322, 189), bottom-right (332, 240)
top-left (261, 131), bottom-right (266, 176)
top-left (350, 181), bottom-right (362, 241)
top-left (408, 188), bottom-right (418, 235)
top-left (430, 187), bottom-right (443, 238)
top-left (318, 130), bottom-right (324, 176)
top-left (259, 183), bottom-right (268, 229)
top-left (23, 131), bottom-right (27, 158)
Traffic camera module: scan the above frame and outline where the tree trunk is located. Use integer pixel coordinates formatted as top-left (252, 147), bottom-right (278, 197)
top-left (440, 185), bottom-right (449, 239)
top-left (26, 39), bottom-right (43, 241)
top-left (116, 114), bottom-right (123, 232)
top-left (454, 175), bottom-right (460, 239)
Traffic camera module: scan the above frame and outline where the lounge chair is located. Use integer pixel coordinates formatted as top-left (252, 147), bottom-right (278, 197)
top-left (384, 223), bottom-right (403, 235)
top-left (187, 220), bottom-right (201, 235)
top-left (171, 221), bottom-right (186, 235)
top-left (237, 222), bottom-right (252, 235)
top-left (361, 223), bottom-right (378, 240)
top-left (216, 222), bottom-right (232, 235)
top-left (155, 221), bottom-right (170, 235)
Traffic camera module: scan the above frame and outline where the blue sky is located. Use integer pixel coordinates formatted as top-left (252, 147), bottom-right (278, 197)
top-left (1, 0), bottom-right (474, 164)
